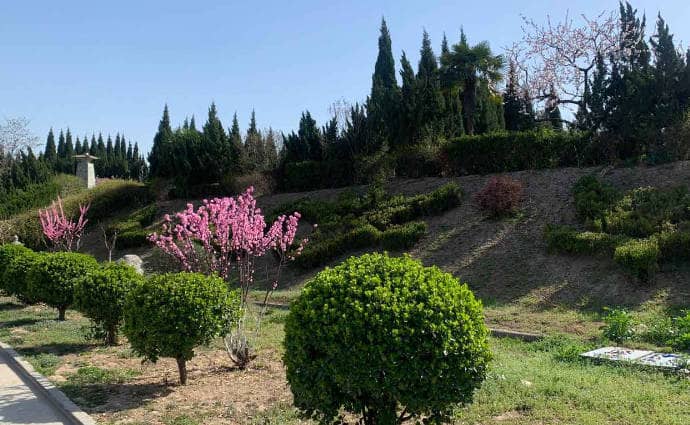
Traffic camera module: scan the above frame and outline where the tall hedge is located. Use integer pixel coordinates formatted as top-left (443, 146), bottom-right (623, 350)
top-left (27, 252), bottom-right (99, 320)
top-left (122, 272), bottom-right (240, 384)
top-left (284, 253), bottom-right (491, 424)
top-left (442, 130), bottom-right (594, 175)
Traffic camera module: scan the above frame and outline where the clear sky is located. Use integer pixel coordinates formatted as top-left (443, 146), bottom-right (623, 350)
top-left (1, 0), bottom-right (689, 153)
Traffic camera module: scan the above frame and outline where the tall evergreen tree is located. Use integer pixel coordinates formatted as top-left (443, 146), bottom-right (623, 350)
top-left (367, 18), bottom-right (401, 150)
top-left (298, 111), bottom-right (322, 161)
top-left (149, 105), bottom-right (174, 177)
top-left (399, 52), bottom-right (417, 146)
top-left (202, 102), bottom-right (228, 181)
top-left (229, 112), bottom-right (246, 173)
top-left (44, 129), bottom-right (57, 167)
top-left (503, 61), bottom-right (522, 131)
top-left (650, 13), bottom-right (684, 128)
top-left (415, 30), bottom-right (445, 141)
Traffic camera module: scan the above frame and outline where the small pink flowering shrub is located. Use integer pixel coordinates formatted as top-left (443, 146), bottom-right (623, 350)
top-left (39, 197), bottom-right (89, 251)
top-left (149, 186), bottom-right (305, 367)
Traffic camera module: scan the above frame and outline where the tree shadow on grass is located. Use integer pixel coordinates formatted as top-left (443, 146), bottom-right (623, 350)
top-left (59, 382), bottom-right (173, 412)
top-left (19, 342), bottom-right (96, 356)
top-left (0, 301), bottom-right (24, 311)
top-left (0, 317), bottom-right (41, 329)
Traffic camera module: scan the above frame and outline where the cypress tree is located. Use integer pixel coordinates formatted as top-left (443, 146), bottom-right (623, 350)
top-left (298, 111), bottom-right (322, 161)
top-left (149, 105), bottom-right (174, 177)
top-left (64, 129), bottom-right (74, 173)
top-left (75, 137), bottom-right (82, 156)
top-left (399, 52), bottom-right (417, 146)
top-left (415, 30), bottom-right (445, 141)
top-left (230, 112), bottom-right (246, 173)
top-left (202, 102), bottom-right (227, 181)
top-left (57, 130), bottom-right (66, 161)
top-left (89, 135), bottom-right (97, 156)
top-left (503, 61), bottom-right (522, 131)
top-left (650, 13), bottom-right (684, 128)
top-left (367, 18), bottom-right (400, 150)
top-left (44, 129), bottom-right (57, 168)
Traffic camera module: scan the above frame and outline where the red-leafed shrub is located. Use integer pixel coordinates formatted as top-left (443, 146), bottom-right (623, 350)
top-left (474, 176), bottom-right (524, 216)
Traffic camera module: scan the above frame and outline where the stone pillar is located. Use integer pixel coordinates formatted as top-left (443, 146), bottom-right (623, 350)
top-left (74, 154), bottom-right (98, 189)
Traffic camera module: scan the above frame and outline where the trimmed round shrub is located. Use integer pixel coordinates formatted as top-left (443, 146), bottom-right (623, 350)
top-left (27, 252), bottom-right (99, 320)
top-left (284, 253), bottom-right (491, 424)
top-left (0, 244), bottom-right (33, 295)
top-left (122, 272), bottom-right (240, 385)
top-left (74, 262), bottom-right (144, 345)
top-left (1, 247), bottom-right (41, 304)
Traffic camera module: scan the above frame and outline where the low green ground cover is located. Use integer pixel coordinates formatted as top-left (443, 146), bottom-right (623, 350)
top-left (545, 175), bottom-right (690, 281)
top-left (271, 183), bottom-right (461, 268)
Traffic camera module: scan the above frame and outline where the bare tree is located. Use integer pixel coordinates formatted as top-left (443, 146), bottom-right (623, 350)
top-left (506, 10), bottom-right (619, 119)
top-left (328, 98), bottom-right (352, 133)
top-left (0, 117), bottom-right (40, 157)
top-left (101, 224), bottom-right (118, 262)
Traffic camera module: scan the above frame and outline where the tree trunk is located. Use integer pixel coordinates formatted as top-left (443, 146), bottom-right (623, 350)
top-left (463, 78), bottom-right (477, 135)
top-left (58, 307), bottom-right (66, 321)
top-left (106, 325), bottom-right (118, 346)
top-left (176, 357), bottom-right (187, 385)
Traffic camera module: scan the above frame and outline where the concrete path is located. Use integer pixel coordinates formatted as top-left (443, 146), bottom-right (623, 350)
top-left (0, 349), bottom-right (69, 425)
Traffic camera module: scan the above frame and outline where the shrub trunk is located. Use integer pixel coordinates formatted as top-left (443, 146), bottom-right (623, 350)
top-left (57, 307), bottom-right (66, 321)
top-left (176, 357), bottom-right (187, 385)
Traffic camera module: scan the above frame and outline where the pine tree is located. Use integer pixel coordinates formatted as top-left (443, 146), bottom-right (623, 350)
top-left (543, 85), bottom-right (563, 131)
top-left (263, 128), bottom-right (279, 170)
top-left (75, 137), bottom-right (82, 156)
top-left (367, 18), bottom-right (401, 150)
top-left (89, 135), bottom-right (97, 156)
top-left (244, 110), bottom-right (264, 170)
top-left (57, 130), bottom-right (66, 162)
top-left (63, 129), bottom-right (74, 173)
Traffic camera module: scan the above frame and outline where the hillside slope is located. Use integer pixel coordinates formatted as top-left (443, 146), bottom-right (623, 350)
top-left (82, 161), bottom-right (690, 336)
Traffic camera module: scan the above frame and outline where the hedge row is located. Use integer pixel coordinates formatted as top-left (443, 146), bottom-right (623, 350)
top-left (441, 130), bottom-right (596, 175)
top-left (106, 204), bottom-right (159, 249)
top-left (0, 174), bottom-right (84, 219)
top-left (295, 221), bottom-right (428, 269)
top-left (4, 179), bottom-right (151, 250)
top-left (545, 225), bottom-right (627, 255)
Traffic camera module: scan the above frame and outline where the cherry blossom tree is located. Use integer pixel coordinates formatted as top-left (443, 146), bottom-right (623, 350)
top-left (506, 9), bottom-right (620, 120)
top-left (149, 186), bottom-right (306, 367)
top-left (39, 197), bottom-right (89, 252)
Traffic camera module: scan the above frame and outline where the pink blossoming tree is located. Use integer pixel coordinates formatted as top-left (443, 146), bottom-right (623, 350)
top-left (39, 197), bottom-right (90, 252)
top-left (149, 186), bottom-right (306, 367)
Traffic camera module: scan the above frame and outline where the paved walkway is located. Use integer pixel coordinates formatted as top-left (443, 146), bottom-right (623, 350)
top-left (0, 350), bottom-right (68, 425)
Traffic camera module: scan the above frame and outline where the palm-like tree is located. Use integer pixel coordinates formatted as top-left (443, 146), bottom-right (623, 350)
top-left (441, 32), bottom-right (504, 135)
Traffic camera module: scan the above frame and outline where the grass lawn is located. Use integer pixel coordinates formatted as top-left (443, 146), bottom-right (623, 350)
top-left (1, 296), bottom-right (688, 424)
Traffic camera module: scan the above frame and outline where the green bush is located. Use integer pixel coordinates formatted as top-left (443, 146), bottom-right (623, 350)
top-left (572, 175), bottom-right (620, 221)
top-left (544, 225), bottom-right (626, 255)
top-left (613, 238), bottom-right (660, 281)
top-left (0, 244), bottom-right (33, 289)
top-left (74, 262), bottom-right (144, 345)
top-left (671, 312), bottom-right (690, 351)
top-left (27, 252), bottom-right (99, 320)
top-left (281, 160), bottom-right (353, 191)
top-left (394, 145), bottom-right (443, 178)
top-left (380, 222), bottom-right (427, 251)
top-left (657, 230), bottom-right (690, 261)
top-left (122, 272), bottom-right (240, 384)
top-left (295, 223), bottom-right (381, 269)
top-left (603, 309), bottom-right (636, 343)
top-left (442, 129), bottom-right (594, 175)
top-left (284, 253), bottom-right (491, 424)
top-left (0, 246), bottom-right (41, 303)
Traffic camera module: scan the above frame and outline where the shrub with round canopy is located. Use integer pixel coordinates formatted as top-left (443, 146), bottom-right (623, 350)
top-left (122, 272), bottom-right (240, 385)
top-left (0, 244), bottom-right (39, 303)
top-left (27, 252), bottom-right (99, 320)
top-left (283, 252), bottom-right (491, 425)
top-left (74, 262), bottom-right (144, 345)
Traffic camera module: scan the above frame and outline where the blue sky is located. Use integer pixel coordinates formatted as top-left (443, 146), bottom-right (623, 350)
top-left (1, 0), bottom-right (689, 153)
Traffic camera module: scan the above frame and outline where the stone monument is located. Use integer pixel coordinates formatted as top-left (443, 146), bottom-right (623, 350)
top-left (74, 154), bottom-right (98, 189)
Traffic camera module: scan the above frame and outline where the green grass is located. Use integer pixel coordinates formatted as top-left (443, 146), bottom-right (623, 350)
top-left (1, 296), bottom-right (688, 424)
